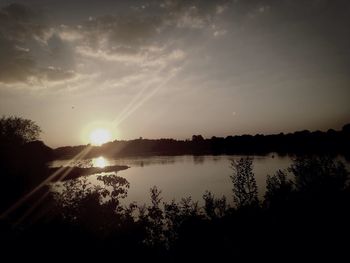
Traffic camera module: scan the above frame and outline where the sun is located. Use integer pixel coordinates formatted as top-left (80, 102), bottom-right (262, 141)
top-left (82, 120), bottom-right (119, 146)
top-left (89, 128), bottom-right (112, 146)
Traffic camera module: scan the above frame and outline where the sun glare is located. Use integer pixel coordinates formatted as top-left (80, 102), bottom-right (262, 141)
top-left (93, 156), bottom-right (108, 168)
top-left (89, 128), bottom-right (111, 146)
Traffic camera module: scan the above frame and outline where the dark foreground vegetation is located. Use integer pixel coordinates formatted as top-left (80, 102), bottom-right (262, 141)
top-left (1, 116), bottom-right (350, 261)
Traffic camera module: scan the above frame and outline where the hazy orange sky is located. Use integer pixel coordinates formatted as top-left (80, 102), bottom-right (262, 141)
top-left (0, 0), bottom-right (349, 147)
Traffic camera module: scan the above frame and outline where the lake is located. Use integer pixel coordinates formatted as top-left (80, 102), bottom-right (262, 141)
top-left (50, 154), bottom-right (293, 205)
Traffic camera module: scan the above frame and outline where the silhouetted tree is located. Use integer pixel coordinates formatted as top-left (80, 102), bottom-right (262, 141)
top-left (163, 199), bottom-right (181, 248)
top-left (289, 156), bottom-right (349, 196)
top-left (214, 195), bottom-right (227, 218)
top-left (52, 174), bottom-right (130, 236)
top-left (342, 123), bottom-right (350, 134)
top-left (0, 116), bottom-right (41, 145)
top-left (0, 116), bottom-right (50, 212)
top-left (203, 191), bottom-right (216, 219)
top-left (178, 197), bottom-right (200, 218)
top-left (192, 135), bottom-right (204, 142)
top-left (230, 157), bottom-right (259, 209)
top-left (264, 170), bottom-right (294, 210)
top-left (145, 186), bottom-right (165, 248)
top-left (203, 191), bottom-right (227, 219)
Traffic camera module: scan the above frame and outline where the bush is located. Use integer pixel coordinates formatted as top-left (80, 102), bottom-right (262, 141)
top-left (230, 157), bottom-right (259, 209)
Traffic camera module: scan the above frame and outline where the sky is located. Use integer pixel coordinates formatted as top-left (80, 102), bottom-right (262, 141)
top-left (0, 0), bottom-right (349, 147)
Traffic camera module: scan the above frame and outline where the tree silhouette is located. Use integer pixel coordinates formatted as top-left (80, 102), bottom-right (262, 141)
top-left (342, 123), bottom-right (350, 134)
top-left (230, 157), bottom-right (259, 209)
top-left (145, 186), bottom-right (165, 248)
top-left (192, 135), bottom-right (204, 142)
top-left (289, 156), bottom-right (349, 196)
top-left (0, 116), bottom-right (48, 211)
top-left (0, 116), bottom-right (41, 145)
top-left (52, 174), bottom-right (130, 235)
top-left (264, 169), bottom-right (294, 210)
top-left (202, 190), bottom-right (227, 219)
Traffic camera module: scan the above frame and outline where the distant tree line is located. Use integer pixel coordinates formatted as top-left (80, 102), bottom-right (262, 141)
top-left (54, 124), bottom-right (350, 159)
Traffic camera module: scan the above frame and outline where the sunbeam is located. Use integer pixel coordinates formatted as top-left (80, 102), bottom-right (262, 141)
top-left (113, 68), bottom-right (182, 128)
top-left (0, 146), bottom-right (92, 221)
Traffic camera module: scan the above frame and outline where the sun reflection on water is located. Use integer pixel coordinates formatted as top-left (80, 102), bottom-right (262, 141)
top-left (92, 156), bottom-right (108, 168)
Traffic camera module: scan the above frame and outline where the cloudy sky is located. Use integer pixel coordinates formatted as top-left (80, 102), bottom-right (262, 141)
top-left (0, 0), bottom-right (349, 147)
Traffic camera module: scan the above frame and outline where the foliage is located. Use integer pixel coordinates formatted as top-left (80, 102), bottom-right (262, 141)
top-left (264, 169), bottom-right (294, 209)
top-left (202, 191), bottom-right (227, 219)
top-left (52, 174), bottom-right (130, 233)
top-left (0, 116), bottom-right (41, 145)
top-left (145, 186), bottom-right (165, 248)
top-left (0, 116), bottom-right (48, 211)
top-left (290, 156), bottom-right (349, 195)
top-left (230, 157), bottom-right (259, 208)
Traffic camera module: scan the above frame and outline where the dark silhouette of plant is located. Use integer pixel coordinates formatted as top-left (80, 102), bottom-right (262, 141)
top-left (202, 190), bottom-right (227, 219)
top-left (178, 196), bottom-right (200, 218)
top-left (0, 116), bottom-right (51, 212)
top-left (192, 135), bottom-right (204, 142)
top-left (163, 199), bottom-right (181, 247)
top-left (342, 123), bottom-right (350, 134)
top-left (163, 196), bottom-right (203, 249)
top-left (0, 116), bottom-right (41, 145)
top-left (214, 195), bottom-right (227, 218)
top-left (52, 174), bottom-right (130, 236)
top-left (230, 157), bottom-right (259, 209)
top-left (145, 186), bottom-right (165, 248)
top-left (290, 156), bottom-right (349, 196)
top-left (264, 169), bottom-right (294, 210)
top-left (203, 191), bottom-right (215, 219)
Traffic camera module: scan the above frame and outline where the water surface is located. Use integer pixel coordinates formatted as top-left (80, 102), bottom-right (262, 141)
top-left (51, 154), bottom-right (293, 205)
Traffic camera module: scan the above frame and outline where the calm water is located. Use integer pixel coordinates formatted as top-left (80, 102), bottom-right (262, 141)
top-left (50, 154), bottom-right (293, 205)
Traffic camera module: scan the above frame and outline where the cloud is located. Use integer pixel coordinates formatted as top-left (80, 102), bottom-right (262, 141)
top-left (0, 3), bottom-right (46, 41)
top-left (0, 3), bottom-right (76, 84)
top-left (0, 35), bottom-right (34, 83)
top-left (0, 1), bottom-right (229, 86)
top-left (3, 0), bottom-right (348, 91)
top-left (88, 16), bottom-right (159, 49)
top-left (0, 4), bottom-right (41, 83)
top-left (59, 0), bottom-right (229, 55)
top-left (40, 66), bottom-right (76, 82)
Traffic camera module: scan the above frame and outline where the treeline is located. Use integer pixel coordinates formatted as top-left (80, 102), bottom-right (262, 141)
top-left (54, 123), bottom-right (350, 159)
top-left (1, 156), bottom-right (349, 261)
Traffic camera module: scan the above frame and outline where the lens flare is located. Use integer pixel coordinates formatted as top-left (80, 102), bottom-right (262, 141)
top-left (89, 128), bottom-right (111, 146)
top-left (93, 156), bottom-right (108, 168)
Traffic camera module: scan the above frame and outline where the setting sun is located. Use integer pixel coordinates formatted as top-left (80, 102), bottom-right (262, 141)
top-left (89, 128), bottom-right (111, 146)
